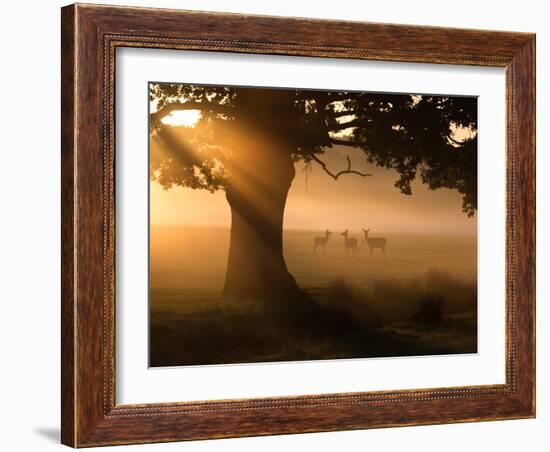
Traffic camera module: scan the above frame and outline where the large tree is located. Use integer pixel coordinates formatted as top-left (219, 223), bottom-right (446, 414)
top-left (149, 84), bottom-right (477, 300)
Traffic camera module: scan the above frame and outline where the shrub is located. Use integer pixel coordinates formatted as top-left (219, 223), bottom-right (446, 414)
top-left (415, 294), bottom-right (444, 326)
top-left (326, 277), bottom-right (355, 308)
top-left (322, 277), bottom-right (359, 327)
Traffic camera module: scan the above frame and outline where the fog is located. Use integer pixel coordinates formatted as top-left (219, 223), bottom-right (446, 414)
top-left (151, 145), bottom-right (476, 236)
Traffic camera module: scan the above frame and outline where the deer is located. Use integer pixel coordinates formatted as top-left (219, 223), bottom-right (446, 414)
top-left (362, 228), bottom-right (387, 258)
top-left (341, 229), bottom-right (358, 256)
top-left (313, 230), bottom-right (332, 255)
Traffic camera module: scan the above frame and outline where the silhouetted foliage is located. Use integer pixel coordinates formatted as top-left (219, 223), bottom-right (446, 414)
top-left (150, 84), bottom-right (477, 215)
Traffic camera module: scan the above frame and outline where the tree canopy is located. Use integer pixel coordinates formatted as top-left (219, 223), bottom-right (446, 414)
top-left (149, 83), bottom-right (477, 216)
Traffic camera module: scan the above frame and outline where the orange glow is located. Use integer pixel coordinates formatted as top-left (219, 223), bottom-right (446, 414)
top-left (150, 95), bottom-right (476, 236)
top-left (150, 144), bottom-right (475, 236)
top-left (161, 109), bottom-right (202, 127)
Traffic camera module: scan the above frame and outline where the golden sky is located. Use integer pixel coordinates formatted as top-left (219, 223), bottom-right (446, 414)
top-left (150, 143), bottom-right (476, 236)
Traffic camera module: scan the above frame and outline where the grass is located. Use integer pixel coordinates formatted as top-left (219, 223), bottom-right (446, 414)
top-left (149, 227), bottom-right (477, 366)
top-left (150, 269), bottom-right (477, 367)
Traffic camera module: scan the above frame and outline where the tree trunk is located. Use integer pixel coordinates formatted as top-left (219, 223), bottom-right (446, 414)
top-left (222, 146), bottom-right (299, 300)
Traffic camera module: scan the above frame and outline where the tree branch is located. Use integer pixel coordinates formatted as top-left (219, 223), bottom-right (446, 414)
top-left (325, 110), bottom-right (356, 119)
top-left (329, 137), bottom-right (364, 148)
top-left (311, 154), bottom-right (371, 180)
top-left (328, 118), bottom-right (371, 131)
top-left (446, 134), bottom-right (466, 146)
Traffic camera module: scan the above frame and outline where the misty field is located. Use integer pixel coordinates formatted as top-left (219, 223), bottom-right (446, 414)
top-left (150, 226), bottom-right (477, 367)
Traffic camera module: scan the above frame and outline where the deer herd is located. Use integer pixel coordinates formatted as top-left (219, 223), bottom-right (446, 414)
top-left (313, 228), bottom-right (387, 257)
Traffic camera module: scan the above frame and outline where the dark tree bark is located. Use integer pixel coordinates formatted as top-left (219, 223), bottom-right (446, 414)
top-left (222, 145), bottom-right (299, 300)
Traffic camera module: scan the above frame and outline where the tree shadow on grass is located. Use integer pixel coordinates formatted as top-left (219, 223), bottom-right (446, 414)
top-left (150, 270), bottom-right (477, 367)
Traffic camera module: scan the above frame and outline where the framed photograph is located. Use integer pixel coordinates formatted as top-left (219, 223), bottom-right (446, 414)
top-left (61, 3), bottom-right (535, 447)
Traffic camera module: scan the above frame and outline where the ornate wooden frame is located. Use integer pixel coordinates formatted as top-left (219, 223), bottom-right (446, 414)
top-left (61, 3), bottom-right (536, 447)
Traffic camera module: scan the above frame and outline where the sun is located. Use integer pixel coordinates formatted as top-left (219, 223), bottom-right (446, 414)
top-left (161, 109), bottom-right (202, 127)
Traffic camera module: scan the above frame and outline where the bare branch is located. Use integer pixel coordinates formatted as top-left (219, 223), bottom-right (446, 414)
top-left (311, 154), bottom-right (371, 180)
